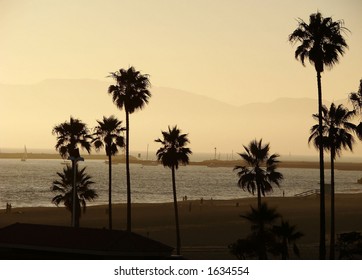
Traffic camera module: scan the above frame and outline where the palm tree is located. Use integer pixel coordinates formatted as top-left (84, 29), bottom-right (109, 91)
top-left (272, 220), bottom-right (304, 260)
top-left (93, 116), bottom-right (125, 230)
top-left (52, 117), bottom-right (92, 227)
top-left (229, 238), bottom-right (258, 260)
top-left (309, 103), bottom-right (357, 259)
top-left (155, 126), bottom-right (192, 255)
top-left (241, 203), bottom-right (281, 259)
top-left (51, 165), bottom-right (98, 227)
top-left (108, 66), bottom-right (151, 232)
top-left (289, 11), bottom-right (349, 259)
top-left (52, 117), bottom-right (92, 158)
top-left (349, 80), bottom-right (362, 138)
top-left (234, 139), bottom-right (283, 211)
top-left (349, 80), bottom-right (362, 113)
top-left (230, 204), bottom-right (303, 260)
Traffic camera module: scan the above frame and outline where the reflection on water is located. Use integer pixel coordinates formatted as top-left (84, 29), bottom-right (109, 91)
top-left (0, 159), bottom-right (361, 208)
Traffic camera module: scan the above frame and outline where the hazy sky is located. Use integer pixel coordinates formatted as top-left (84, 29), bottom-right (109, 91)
top-left (1, 0), bottom-right (362, 156)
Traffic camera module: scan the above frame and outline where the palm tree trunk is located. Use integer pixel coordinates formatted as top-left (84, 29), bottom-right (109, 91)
top-left (256, 182), bottom-right (264, 259)
top-left (317, 70), bottom-right (326, 259)
top-left (330, 148), bottom-right (335, 259)
top-left (75, 195), bottom-right (80, 228)
top-left (71, 159), bottom-right (75, 227)
top-left (258, 220), bottom-right (267, 260)
top-left (172, 166), bottom-right (181, 255)
top-left (74, 161), bottom-right (80, 228)
top-left (71, 159), bottom-right (77, 228)
top-left (108, 153), bottom-right (113, 230)
top-left (257, 183), bottom-right (262, 211)
top-left (125, 110), bottom-right (131, 232)
top-left (282, 238), bottom-right (288, 260)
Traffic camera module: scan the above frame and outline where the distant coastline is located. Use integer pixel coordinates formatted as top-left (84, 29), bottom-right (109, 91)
top-left (1, 152), bottom-right (362, 171)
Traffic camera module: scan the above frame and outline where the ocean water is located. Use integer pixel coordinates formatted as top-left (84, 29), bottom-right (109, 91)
top-left (0, 159), bottom-right (362, 209)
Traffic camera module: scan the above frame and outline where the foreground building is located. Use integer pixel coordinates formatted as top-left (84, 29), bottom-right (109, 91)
top-left (0, 223), bottom-right (173, 259)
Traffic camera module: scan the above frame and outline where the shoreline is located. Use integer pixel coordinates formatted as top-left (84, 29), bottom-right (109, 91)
top-left (1, 152), bottom-right (362, 170)
top-left (2, 191), bottom-right (362, 210)
top-left (1, 194), bottom-right (362, 259)
top-left (2, 192), bottom-right (361, 213)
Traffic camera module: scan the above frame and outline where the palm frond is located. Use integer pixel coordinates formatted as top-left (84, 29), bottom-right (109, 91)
top-left (309, 102), bottom-right (357, 158)
top-left (92, 116), bottom-right (125, 156)
top-left (51, 165), bottom-right (97, 216)
top-left (289, 11), bottom-right (349, 73)
top-left (155, 125), bottom-right (192, 170)
top-left (349, 80), bottom-right (362, 114)
top-left (108, 66), bottom-right (151, 114)
top-left (52, 117), bottom-right (92, 159)
top-left (234, 139), bottom-right (283, 198)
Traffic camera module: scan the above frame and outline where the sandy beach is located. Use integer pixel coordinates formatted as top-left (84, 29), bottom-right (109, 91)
top-left (1, 194), bottom-right (361, 259)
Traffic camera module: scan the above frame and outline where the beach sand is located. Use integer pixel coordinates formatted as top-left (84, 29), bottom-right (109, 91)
top-left (1, 194), bottom-right (361, 259)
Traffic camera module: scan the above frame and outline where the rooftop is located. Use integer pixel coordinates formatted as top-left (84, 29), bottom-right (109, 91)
top-left (0, 223), bottom-right (173, 259)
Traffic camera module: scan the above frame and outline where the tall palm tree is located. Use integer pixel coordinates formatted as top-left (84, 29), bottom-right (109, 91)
top-left (108, 66), bottom-right (151, 232)
top-left (51, 165), bottom-right (98, 227)
top-left (241, 203), bottom-right (281, 259)
top-left (234, 139), bottom-right (283, 211)
top-left (289, 11), bottom-right (349, 259)
top-left (52, 116), bottom-right (92, 227)
top-left (93, 116), bottom-right (125, 230)
top-left (155, 126), bottom-right (192, 255)
top-left (272, 220), bottom-right (304, 260)
top-left (309, 103), bottom-right (357, 259)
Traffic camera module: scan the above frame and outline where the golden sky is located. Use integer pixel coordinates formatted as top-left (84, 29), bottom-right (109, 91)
top-left (0, 0), bottom-right (361, 156)
top-left (1, 0), bottom-right (361, 104)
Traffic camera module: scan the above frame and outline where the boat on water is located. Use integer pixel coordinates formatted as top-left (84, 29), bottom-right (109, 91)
top-left (21, 146), bottom-right (27, 162)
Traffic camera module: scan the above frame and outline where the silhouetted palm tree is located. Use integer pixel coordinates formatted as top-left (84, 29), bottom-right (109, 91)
top-left (52, 117), bottom-right (92, 227)
top-left (289, 11), bottom-right (349, 259)
top-left (51, 165), bottom-right (98, 227)
top-left (272, 220), bottom-right (304, 260)
top-left (349, 80), bottom-right (362, 113)
top-left (241, 203), bottom-right (280, 259)
top-left (349, 80), bottom-right (362, 139)
top-left (52, 117), bottom-right (92, 158)
top-left (155, 126), bottom-right (192, 255)
top-left (93, 116), bottom-right (125, 230)
top-left (108, 66), bottom-right (151, 232)
top-left (309, 103), bottom-right (357, 259)
top-left (229, 238), bottom-right (258, 260)
top-left (234, 139), bottom-right (283, 211)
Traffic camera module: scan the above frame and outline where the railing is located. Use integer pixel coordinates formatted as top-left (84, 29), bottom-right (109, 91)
top-left (294, 189), bottom-right (320, 197)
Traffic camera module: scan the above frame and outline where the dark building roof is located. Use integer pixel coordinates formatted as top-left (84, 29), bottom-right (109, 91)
top-left (0, 223), bottom-right (173, 259)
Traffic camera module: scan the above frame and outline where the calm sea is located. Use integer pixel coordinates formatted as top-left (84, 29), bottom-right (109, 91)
top-left (0, 159), bottom-right (362, 209)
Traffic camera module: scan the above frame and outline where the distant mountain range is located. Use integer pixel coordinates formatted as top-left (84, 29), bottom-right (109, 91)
top-left (0, 79), bottom-right (357, 157)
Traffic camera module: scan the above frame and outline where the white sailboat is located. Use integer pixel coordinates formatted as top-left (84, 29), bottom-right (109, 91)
top-left (21, 145), bottom-right (27, 161)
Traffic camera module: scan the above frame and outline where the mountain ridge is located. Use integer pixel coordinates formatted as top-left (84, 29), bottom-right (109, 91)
top-left (0, 79), bottom-right (359, 156)
top-left (1, 78), bottom-right (332, 108)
